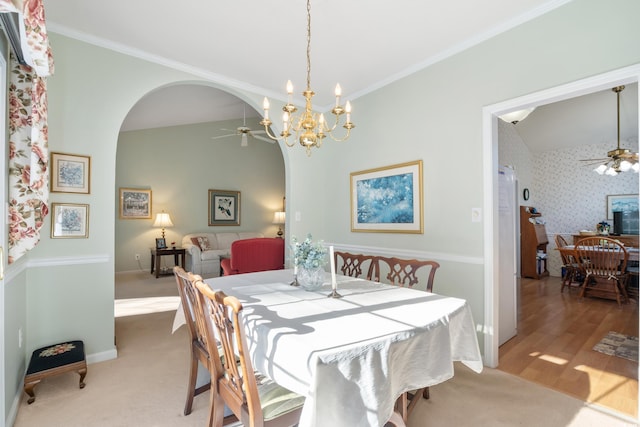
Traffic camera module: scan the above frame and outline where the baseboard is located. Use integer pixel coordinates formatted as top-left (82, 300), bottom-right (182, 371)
top-left (87, 348), bottom-right (118, 364)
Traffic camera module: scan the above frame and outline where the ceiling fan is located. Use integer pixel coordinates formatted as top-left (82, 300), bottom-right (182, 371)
top-left (581, 85), bottom-right (639, 175)
top-left (211, 106), bottom-right (274, 147)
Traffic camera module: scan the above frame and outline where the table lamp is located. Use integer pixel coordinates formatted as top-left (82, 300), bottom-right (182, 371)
top-left (153, 211), bottom-right (174, 239)
top-left (272, 211), bottom-right (285, 238)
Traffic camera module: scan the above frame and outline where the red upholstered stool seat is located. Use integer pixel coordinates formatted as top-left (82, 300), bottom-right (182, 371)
top-left (24, 340), bottom-right (87, 404)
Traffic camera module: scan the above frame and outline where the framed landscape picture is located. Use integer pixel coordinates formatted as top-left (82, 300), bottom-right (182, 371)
top-left (119, 188), bottom-right (152, 219)
top-left (208, 189), bottom-right (240, 226)
top-left (50, 152), bottom-right (91, 194)
top-left (350, 160), bottom-right (423, 233)
top-left (51, 203), bottom-right (89, 238)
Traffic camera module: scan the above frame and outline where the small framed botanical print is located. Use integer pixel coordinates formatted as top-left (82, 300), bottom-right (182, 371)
top-left (208, 189), bottom-right (240, 226)
top-left (51, 203), bottom-right (89, 238)
top-left (50, 152), bottom-right (91, 194)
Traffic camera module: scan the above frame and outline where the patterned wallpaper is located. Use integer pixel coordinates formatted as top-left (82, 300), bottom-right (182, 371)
top-left (499, 121), bottom-right (639, 276)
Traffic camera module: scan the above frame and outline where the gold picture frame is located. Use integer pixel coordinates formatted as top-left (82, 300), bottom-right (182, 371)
top-left (50, 152), bottom-right (91, 194)
top-left (51, 203), bottom-right (89, 238)
top-left (119, 188), bottom-right (152, 219)
top-left (350, 160), bottom-right (423, 234)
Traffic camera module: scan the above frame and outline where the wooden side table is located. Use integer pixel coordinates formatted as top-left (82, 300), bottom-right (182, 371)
top-left (150, 247), bottom-right (186, 278)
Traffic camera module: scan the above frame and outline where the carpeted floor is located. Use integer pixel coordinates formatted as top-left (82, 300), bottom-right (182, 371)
top-left (593, 331), bottom-right (639, 363)
top-left (12, 271), bottom-right (640, 427)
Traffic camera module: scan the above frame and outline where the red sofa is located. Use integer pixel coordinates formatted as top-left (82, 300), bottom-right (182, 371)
top-left (220, 238), bottom-right (285, 275)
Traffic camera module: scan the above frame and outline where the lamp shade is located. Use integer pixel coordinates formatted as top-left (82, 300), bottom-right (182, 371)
top-left (153, 212), bottom-right (174, 228)
top-left (272, 211), bottom-right (286, 225)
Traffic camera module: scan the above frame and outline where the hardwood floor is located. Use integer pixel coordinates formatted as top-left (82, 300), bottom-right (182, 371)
top-left (498, 275), bottom-right (638, 418)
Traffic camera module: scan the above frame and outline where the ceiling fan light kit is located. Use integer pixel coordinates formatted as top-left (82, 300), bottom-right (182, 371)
top-left (259, 0), bottom-right (354, 156)
top-left (589, 85), bottom-right (639, 176)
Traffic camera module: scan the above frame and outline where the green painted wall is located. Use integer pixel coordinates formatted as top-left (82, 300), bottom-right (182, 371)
top-left (3, 0), bottom-right (640, 422)
top-left (115, 119), bottom-right (285, 272)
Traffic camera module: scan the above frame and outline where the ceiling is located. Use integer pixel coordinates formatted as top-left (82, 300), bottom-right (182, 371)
top-left (41, 0), bottom-right (638, 153)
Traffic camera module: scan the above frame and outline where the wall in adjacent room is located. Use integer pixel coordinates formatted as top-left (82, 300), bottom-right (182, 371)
top-left (115, 119), bottom-right (285, 272)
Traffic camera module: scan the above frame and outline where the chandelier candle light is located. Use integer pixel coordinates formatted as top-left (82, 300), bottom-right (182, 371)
top-left (260, 0), bottom-right (355, 156)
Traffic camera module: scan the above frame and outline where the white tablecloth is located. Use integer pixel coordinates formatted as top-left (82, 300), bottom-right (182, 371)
top-left (173, 269), bottom-right (483, 427)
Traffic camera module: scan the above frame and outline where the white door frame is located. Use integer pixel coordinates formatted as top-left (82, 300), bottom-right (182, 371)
top-left (0, 52), bottom-right (7, 423)
top-left (482, 64), bottom-right (640, 368)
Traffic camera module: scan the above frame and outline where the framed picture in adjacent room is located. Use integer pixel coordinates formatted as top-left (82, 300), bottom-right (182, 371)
top-left (119, 188), bottom-right (152, 219)
top-left (607, 194), bottom-right (639, 234)
top-left (50, 152), bottom-right (91, 194)
top-left (155, 238), bottom-right (167, 249)
top-left (208, 189), bottom-right (240, 226)
top-left (350, 160), bottom-right (423, 233)
top-left (51, 203), bottom-right (89, 238)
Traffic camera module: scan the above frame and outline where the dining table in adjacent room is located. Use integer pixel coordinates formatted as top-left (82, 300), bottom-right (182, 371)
top-left (173, 269), bottom-right (483, 427)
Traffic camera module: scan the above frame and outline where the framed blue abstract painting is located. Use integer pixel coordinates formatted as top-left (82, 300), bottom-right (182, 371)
top-left (350, 160), bottom-right (423, 233)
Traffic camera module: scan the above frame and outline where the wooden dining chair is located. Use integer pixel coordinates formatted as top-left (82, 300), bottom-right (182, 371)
top-left (194, 283), bottom-right (305, 427)
top-left (574, 237), bottom-right (629, 307)
top-left (376, 256), bottom-right (440, 292)
top-left (554, 234), bottom-right (583, 292)
top-left (375, 256), bottom-right (440, 419)
top-left (334, 251), bottom-right (378, 280)
top-left (174, 266), bottom-right (212, 416)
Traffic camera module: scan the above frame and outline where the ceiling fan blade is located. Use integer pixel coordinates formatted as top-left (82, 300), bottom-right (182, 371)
top-left (211, 133), bottom-right (237, 140)
top-left (250, 129), bottom-right (267, 135)
top-left (241, 133), bottom-right (248, 147)
top-left (252, 134), bottom-right (276, 143)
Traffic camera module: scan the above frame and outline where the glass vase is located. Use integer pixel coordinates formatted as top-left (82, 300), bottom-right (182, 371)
top-left (297, 267), bottom-right (326, 291)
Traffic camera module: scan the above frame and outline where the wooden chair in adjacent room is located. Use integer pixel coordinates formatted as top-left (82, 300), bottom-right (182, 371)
top-left (554, 234), bottom-right (583, 292)
top-left (574, 237), bottom-right (629, 307)
top-left (376, 256), bottom-right (440, 421)
top-left (334, 251), bottom-right (379, 280)
top-left (194, 283), bottom-right (305, 427)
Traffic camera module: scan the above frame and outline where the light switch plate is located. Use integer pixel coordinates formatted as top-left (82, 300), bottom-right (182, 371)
top-left (471, 208), bottom-right (482, 223)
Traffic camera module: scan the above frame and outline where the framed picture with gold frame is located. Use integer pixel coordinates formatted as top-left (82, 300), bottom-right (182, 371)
top-left (119, 188), bottom-right (152, 219)
top-left (50, 152), bottom-right (91, 194)
top-left (350, 160), bottom-right (423, 233)
top-left (51, 203), bottom-right (89, 238)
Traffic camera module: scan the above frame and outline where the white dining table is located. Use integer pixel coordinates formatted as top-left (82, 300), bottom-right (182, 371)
top-left (173, 269), bottom-right (483, 427)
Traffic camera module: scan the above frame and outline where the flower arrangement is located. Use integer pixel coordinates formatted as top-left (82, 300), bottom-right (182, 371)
top-left (291, 234), bottom-right (328, 270)
top-left (596, 221), bottom-right (610, 235)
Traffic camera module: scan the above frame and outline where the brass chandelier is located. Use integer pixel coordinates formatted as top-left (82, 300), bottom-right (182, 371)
top-left (260, 0), bottom-right (354, 156)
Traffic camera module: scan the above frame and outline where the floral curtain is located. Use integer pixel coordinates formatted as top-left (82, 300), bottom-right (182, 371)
top-left (0, 0), bottom-right (54, 263)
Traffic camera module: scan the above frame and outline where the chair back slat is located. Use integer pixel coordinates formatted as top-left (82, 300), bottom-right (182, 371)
top-left (575, 237), bottom-right (628, 278)
top-left (555, 235), bottom-right (580, 267)
top-left (334, 251), bottom-right (378, 280)
top-left (174, 267), bottom-right (208, 352)
top-left (376, 257), bottom-right (440, 292)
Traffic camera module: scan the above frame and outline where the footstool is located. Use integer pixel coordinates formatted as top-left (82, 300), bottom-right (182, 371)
top-left (24, 340), bottom-right (87, 404)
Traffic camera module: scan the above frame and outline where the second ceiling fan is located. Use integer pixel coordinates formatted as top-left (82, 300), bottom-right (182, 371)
top-left (211, 105), bottom-right (273, 147)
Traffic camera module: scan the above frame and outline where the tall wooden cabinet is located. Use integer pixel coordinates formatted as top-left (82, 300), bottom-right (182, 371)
top-left (520, 206), bottom-right (549, 279)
